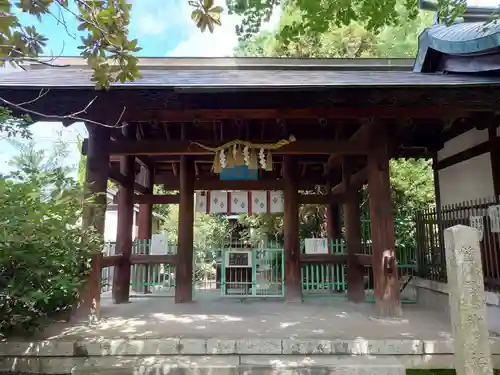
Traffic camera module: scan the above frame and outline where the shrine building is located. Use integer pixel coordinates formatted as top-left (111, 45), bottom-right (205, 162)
top-left (2, 3), bottom-right (500, 319)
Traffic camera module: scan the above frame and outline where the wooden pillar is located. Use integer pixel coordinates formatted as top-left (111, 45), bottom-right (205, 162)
top-left (135, 167), bottom-right (154, 293)
top-left (82, 124), bottom-right (110, 318)
top-left (112, 153), bottom-right (135, 304)
top-left (489, 125), bottom-right (500, 201)
top-left (283, 156), bottom-right (302, 302)
top-left (175, 156), bottom-right (195, 303)
top-left (326, 198), bottom-right (342, 241)
top-left (343, 159), bottom-right (365, 303)
top-left (432, 153), bottom-right (445, 266)
top-left (367, 123), bottom-right (402, 318)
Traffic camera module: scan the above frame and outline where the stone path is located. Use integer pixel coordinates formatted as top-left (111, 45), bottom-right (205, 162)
top-left (34, 295), bottom-right (454, 340)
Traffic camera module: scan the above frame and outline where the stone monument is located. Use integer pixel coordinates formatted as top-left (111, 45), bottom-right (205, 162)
top-left (444, 224), bottom-right (493, 375)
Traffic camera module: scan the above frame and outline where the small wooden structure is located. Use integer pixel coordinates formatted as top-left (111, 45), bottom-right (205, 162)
top-left (2, 52), bottom-right (500, 318)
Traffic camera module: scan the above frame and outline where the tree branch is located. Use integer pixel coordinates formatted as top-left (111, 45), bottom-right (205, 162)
top-left (0, 94), bottom-right (127, 129)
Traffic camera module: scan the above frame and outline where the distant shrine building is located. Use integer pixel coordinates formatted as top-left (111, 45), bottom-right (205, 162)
top-left (2, 2), bottom-right (500, 319)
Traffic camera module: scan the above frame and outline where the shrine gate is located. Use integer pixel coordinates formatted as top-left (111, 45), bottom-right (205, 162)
top-left (2, 48), bottom-right (500, 319)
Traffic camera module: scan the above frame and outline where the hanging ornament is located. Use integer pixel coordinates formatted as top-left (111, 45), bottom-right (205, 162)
top-left (233, 145), bottom-right (244, 165)
top-left (226, 146), bottom-right (236, 168)
top-left (190, 135), bottom-right (296, 174)
top-left (265, 150), bottom-right (273, 171)
top-left (212, 150), bottom-right (222, 173)
top-left (220, 149), bottom-right (227, 169)
top-left (259, 147), bottom-right (266, 169)
top-left (248, 148), bottom-right (258, 169)
top-left (243, 145), bottom-right (250, 166)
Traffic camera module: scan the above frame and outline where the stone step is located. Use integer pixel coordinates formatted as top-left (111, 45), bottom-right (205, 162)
top-left (0, 355), bottom-right (406, 375)
top-left (4, 337), bottom-right (500, 357)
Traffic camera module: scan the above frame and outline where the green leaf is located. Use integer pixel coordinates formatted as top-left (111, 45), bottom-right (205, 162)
top-left (203, 0), bottom-right (214, 10)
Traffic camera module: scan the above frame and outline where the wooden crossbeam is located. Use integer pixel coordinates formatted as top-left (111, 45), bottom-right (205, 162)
top-left (109, 169), bottom-right (148, 194)
top-left (134, 192), bottom-right (345, 205)
top-left (298, 194), bottom-right (345, 205)
top-left (104, 140), bottom-right (366, 156)
top-left (130, 254), bottom-right (176, 265)
top-left (123, 107), bottom-right (467, 122)
top-left (330, 121), bottom-right (415, 194)
top-left (331, 168), bottom-right (367, 194)
top-left (134, 194), bottom-right (180, 204)
top-left (158, 177), bottom-right (306, 191)
top-left (325, 122), bottom-right (371, 173)
top-left (300, 254), bottom-right (372, 266)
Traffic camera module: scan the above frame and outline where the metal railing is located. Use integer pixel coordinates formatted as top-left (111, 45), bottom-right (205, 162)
top-left (416, 197), bottom-right (500, 292)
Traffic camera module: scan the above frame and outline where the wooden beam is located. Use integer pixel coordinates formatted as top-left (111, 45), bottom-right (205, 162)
top-left (109, 169), bottom-right (148, 194)
top-left (101, 255), bottom-right (122, 268)
top-left (101, 254), bottom-right (177, 267)
top-left (297, 194), bottom-right (345, 205)
top-left (158, 177), bottom-right (329, 191)
top-left (330, 123), bottom-right (413, 194)
top-left (435, 140), bottom-right (490, 170)
top-left (108, 140), bottom-right (367, 156)
top-left (300, 254), bottom-right (371, 266)
top-left (135, 194), bottom-right (180, 204)
top-left (325, 120), bottom-right (372, 173)
top-left (130, 254), bottom-right (176, 265)
top-left (331, 168), bottom-right (366, 194)
top-left (283, 156), bottom-right (302, 302)
top-left (123, 107), bottom-right (468, 123)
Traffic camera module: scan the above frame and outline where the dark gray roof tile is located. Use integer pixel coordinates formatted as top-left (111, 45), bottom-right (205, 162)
top-left (1, 68), bottom-right (500, 89)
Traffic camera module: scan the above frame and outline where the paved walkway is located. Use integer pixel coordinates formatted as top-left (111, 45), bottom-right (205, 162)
top-left (37, 294), bottom-right (455, 341)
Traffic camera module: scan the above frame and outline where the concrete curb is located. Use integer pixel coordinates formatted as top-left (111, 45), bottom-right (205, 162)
top-left (2, 337), bottom-right (500, 357)
top-left (0, 355), bottom-right (408, 375)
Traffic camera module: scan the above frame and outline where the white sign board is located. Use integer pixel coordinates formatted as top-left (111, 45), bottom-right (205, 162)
top-left (150, 232), bottom-right (168, 255)
top-left (224, 250), bottom-right (252, 268)
top-left (304, 238), bottom-right (329, 254)
top-left (469, 216), bottom-right (484, 242)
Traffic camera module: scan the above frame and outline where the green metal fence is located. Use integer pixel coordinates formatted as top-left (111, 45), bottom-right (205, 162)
top-left (101, 239), bottom-right (177, 295)
top-left (299, 239), bottom-right (417, 302)
top-left (300, 239), bottom-right (346, 293)
top-left (102, 236), bottom-right (416, 302)
top-left (130, 239), bottom-right (177, 294)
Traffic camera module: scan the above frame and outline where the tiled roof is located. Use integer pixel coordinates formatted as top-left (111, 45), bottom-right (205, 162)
top-left (2, 67), bottom-right (500, 89)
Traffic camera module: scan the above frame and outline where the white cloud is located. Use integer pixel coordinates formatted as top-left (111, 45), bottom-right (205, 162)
top-left (467, 0), bottom-right (500, 5)
top-left (131, 0), bottom-right (192, 38)
top-left (168, 2), bottom-right (282, 57)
